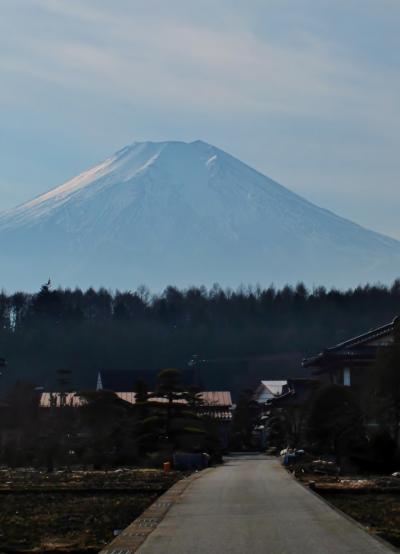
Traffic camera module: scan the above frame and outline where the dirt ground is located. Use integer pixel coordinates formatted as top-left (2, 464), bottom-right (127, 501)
top-left (0, 468), bottom-right (183, 553)
top-left (293, 466), bottom-right (400, 549)
top-left (320, 493), bottom-right (400, 548)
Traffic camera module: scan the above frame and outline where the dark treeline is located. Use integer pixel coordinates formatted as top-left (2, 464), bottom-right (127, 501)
top-left (1, 280), bottom-right (400, 389)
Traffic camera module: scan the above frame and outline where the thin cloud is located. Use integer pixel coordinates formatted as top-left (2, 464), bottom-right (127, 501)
top-left (0, 0), bottom-right (382, 121)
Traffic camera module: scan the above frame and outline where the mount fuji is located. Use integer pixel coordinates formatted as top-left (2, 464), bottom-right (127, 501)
top-left (0, 140), bottom-right (399, 291)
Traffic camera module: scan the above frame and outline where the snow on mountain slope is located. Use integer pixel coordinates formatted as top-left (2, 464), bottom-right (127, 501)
top-left (0, 140), bottom-right (399, 291)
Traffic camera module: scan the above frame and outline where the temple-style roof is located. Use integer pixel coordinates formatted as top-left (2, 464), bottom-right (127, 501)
top-left (302, 316), bottom-right (399, 372)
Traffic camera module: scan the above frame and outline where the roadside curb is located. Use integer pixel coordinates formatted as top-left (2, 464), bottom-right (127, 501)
top-left (99, 468), bottom-right (214, 554)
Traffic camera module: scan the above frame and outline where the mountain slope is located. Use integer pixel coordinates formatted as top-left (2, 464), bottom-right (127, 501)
top-left (0, 140), bottom-right (399, 291)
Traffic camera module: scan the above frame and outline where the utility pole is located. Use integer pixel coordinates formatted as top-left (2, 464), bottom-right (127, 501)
top-left (188, 354), bottom-right (208, 388)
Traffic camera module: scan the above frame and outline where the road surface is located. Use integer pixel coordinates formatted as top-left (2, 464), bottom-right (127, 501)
top-left (136, 454), bottom-right (394, 554)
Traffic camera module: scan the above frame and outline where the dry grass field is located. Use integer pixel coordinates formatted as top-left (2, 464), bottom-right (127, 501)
top-left (0, 468), bottom-right (182, 553)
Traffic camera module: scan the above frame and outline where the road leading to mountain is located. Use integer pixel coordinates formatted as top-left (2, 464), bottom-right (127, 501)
top-left (136, 454), bottom-right (394, 554)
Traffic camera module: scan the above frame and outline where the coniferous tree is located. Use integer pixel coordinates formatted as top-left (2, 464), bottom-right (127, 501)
top-left (155, 368), bottom-right (183, 441)
top-left (308, 384), bottom-right (366, 462)
top-left (2, 281), bottom-right (400, 394)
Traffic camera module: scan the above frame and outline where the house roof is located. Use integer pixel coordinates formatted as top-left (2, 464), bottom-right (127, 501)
top-left (329, 318), bottom-right (397, 350)
top-left (40, 392), bottom-right (83, 407)
top-left (302, 317), bottom-right (398, 371)
top-left (40, 390), bottom-right (232, 409)
top-left (260, 381), bottom-right (288, 396)
top-left (200, 391), bottom-right (232, 406)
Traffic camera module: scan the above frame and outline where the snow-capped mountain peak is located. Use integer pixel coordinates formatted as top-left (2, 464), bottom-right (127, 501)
top-left (0, 140), bottom-right (399, 291)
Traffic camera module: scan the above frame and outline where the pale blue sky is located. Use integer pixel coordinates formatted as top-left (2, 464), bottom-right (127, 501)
top-left (1, 0), bottom-right (399, 237)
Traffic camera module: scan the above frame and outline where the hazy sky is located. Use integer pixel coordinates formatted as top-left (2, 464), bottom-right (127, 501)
top-left (1, 0), bottom-right (399, 237)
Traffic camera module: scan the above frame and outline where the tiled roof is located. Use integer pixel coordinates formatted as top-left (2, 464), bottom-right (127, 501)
top-left (201, 391), bottom-right (232, 406)
top-left (40, 391), bottom-right (232, 409)
top-left (302, 317), bottom-right (398, 369)
top-left (40, 392), bottom-right (82, 407)
top-left (330, 318), bottom-right (397, 350)
top-left (199, 410), bottom-right (232, 421)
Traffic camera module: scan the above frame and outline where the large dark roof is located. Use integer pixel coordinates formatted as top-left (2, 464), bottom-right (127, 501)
top-left (328, 318), bottom-right (397, 351)
top-left (97, 369), bottom-right (196, 392)
top-left (303, 317), bottom-right (398, 371)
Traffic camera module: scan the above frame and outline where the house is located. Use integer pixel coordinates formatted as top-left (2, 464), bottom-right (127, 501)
top-left (254, 381), bottom-right (288, 404)
top-left (253, 380), bottom-right (289, 448)
top-left (254, 378), bottom-right (321, 448)
top-left (302, 316), bottom-right (399, 388)
top-left (261, 378), bottom-right (322, 449)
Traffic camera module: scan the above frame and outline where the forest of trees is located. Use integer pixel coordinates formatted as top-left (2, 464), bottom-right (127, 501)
top-left (1, 280), bottom-right (400, 391)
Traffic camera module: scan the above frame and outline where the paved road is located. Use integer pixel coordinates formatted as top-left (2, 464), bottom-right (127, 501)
top-left (137, 454), bottom-right (394, 554)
